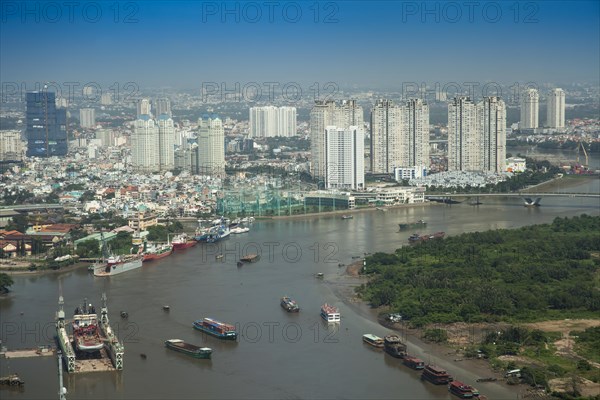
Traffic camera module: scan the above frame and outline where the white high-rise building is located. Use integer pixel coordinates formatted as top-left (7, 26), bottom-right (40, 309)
top-left (197, 117), bottom-right (225, 176)
top-left (277, 106), bottom-right (297, 137)
top-left (520, 88), bottom-right (539, 129)
top-left (157, 115), bottom-right (176, 171)
top-left (137, 99), bottom-right (152, 118)
top-left (100, 93), bottom-right (112, 106)
top-left (448, 97), bottom-right (479, 171)
top-left (370, 99), bottom-right (403, 174)
top-left (478, 97), bottom-right (506, 173)
top-left (324, 126), bottom-right (364, 190)
top-left (155, 98), bottom-right (172, 117)
top-left (249, 106), bottom-right (297, 137)
top-left (131, 116), bottom-right (159, 172)
top-left (96, 129), bottom-right (114, 147)
top-left (79, 108), bottom-right (96, 128)
top-left (0, 130), bottom-right (25, 161)
top-left (546, 88), bottom-right (565, 129)
top-left (404, 99), bottom-right (430, 169)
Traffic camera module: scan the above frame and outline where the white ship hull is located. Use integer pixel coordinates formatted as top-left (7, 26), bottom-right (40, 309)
top-left (94, 258), bottom-right (143, 277)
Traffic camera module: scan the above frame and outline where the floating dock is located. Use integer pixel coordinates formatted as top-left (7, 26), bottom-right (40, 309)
top-left (1, 347), bottom-right (55, 359)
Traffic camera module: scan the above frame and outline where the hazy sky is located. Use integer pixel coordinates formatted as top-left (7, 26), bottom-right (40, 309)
top-left (1, 1), bottom-right (599, 89)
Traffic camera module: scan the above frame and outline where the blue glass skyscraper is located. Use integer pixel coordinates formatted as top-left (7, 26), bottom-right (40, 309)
top-left (26, 91), bottom-right (68, 157)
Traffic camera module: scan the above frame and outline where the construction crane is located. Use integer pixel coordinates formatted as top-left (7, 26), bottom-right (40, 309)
top-left (576, 141), bottom-right (589, 172)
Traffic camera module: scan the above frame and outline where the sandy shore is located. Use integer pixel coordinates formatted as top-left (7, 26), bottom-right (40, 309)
top-left (323, 259), bottom-right (529, 399)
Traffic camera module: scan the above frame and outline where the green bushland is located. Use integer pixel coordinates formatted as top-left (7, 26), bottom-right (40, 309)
top-left (357, 214), bottom-right (600, 327)
top-left (572, 327), bottom-right (600, 364)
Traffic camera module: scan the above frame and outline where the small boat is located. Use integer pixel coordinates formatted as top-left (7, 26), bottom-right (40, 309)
top-left (320, 303), bottom-right (340, 323)
top-left (163, 305), bottom-right (170, 311)
top-left (315, 272), bottom-right (324, 279)
top-left (398, 220), bottom-right (427, 230)
top-left (422, 364), bottom-right (453, 385)
top-left (140, 353), bottom-right (147, 359)
top-left (383, 334), bottom-right (407, 358)
top-left (193, 318), bottom-right (237, 340)
top-left (231, 226), bottom-right (250, 234)
top-left (165, 339), bottom-right (212, 359)
top-left (280, 296), bottom-right (300, 312)
top-left (240, 254), bottom-right (260, 263)
top-left (237, 261), bottom-right (243, 267)
top-left (403, 356), bottom-right (425, 370)
top-left (341, 215), bottom-right (353, 219)
top-left (120, 311), bottom-right (128, 319)
top-left (362, 334), bottom-right (384, 348)
top-left (172, 233), bottom-right (197, 250)
top-left (216, 254), bottom-right (224, 260)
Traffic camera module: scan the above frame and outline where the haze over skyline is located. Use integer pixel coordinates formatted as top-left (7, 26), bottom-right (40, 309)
top-left (1, 1), bottom-right (599, 88)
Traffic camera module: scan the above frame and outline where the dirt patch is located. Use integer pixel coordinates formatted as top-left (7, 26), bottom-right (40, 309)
top-left (345, 259), bottom-right (364, 277)
top-left (523, 319), bottom-right (600, 334)
top-left (497, 354), bottom-right (541, 366)
top-left (549, 377), bottom-right (600, 398)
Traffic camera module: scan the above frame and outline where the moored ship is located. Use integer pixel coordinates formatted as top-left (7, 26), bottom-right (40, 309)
top-left (94, 254), bottom-right (143, 277)
top-left (193, 318), bottom-right (237, 340)
top-left (172, 233), bottom-right (197, 250)
top-left (383, 334), bottom-right (407, 358)
top-left (320, 303), bottom-right (340, 323)
top-left (403, 356), bottom-right (425, 369)
top-left (421, 364), bottom-right (453, 384)
top-left (142, 243), bottom-right (173, 262)
top-left (399, 220), bottom-right (427, 230)
top-left (281, 296), bottom-right (300, 312)
top-left (449, 381), bottom-right (475, 398)
top-left (72, 300), bottom-right (103, 353)
top-left (165, 339), bottom-right (212, 359)
top-left (362, 334), bottom-right (384, 348)
top-left (408, 231), bottom-right (445, 243)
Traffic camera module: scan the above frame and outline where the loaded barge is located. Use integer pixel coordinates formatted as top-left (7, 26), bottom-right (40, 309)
top-left (193, 318), bottom-right (237, 340)
top-left (165, 339), bottom-right (212, 359)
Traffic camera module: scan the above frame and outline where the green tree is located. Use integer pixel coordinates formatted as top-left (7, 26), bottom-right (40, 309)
top-left (0, 273), bottom-right (14, 293)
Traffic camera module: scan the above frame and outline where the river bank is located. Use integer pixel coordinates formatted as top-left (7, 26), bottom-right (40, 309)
top-left (0, 261), bottom-right (89, 275)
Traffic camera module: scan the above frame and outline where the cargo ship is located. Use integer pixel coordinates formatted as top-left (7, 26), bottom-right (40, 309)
top-left (449, 381), bottom-right (475, 398)
top-left (94, 254), bottom-right (143, 277)
top-left (421, 364), bottom-right (453, 384)
top-left (193, 318), bottom-right (237, 340)
top-left (142, 243), bottom-right (173, 262)
top-left (362, 334), bottom-right (384, 348)
top-left (72, 300), bottom-right (103, 353)
top-left (383, 334), bottom-right (407, 358)
top-left (403, 356), bottom-right (425, 369)
top-left (398, 220), bottom-right (427, 230)
top-left (165, 339), bottom-right (212, 359)
top-left (320, 303), bottom-right (340, 323)
top-left (280, 296), bottom-right (300, 312)
top-left (172, 233), bottom-right (197, 250)
top-left (408, 231), bottom-right (445, 243)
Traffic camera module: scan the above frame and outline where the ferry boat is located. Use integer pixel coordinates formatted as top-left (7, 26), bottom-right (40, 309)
top-left (72, 300), bottom-right (103, 353)
top-left (142, 243), bottom-right (173, 262)
top-left (398, 220), bottom-right (427, 230)
top-left (384, 334), bottom-right (407, 358)
top-left (165, 339), bottom-right (212, 359)
top-left (421, 364), bottom-right (453, 385)
top-left (403, 356), bottom-right (425, 369)
top-left (172, 233), bottom-right (197, 250)
top-left (449, 381), bottom-right (475, 398)
top-left (193, 318), bottom-right (237, 340)
top-left (362, 334), bottom-right (384, 348)
top-left (320, 303), bottom-right (340, 323)
top-left (94, 254), bottom-right (143, 277)
top-left (280, 297), bottom-right (299, 312)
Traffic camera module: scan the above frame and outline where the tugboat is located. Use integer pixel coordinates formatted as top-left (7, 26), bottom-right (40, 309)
top-left (280, 297), bottom-right (300, 312)
top-left (165, 339), bottom-right (212, 359)
top-left (383, 334), bottom-right (407, 358)
top-left (72, 300), bottom-right (103, 353)
top-left (193, 318), bottom-right (237, 340)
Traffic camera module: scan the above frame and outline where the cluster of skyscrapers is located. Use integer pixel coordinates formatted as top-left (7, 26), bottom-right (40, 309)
top-left (131, 99), bottom-right (176, 172)
top-left (520, 88), bottom-right (566, 129)
top-left (249, 106), bottom-right (297, 138)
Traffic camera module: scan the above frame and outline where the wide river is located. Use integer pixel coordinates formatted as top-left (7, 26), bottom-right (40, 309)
top-left (1, 150), bottom-right (599, 400)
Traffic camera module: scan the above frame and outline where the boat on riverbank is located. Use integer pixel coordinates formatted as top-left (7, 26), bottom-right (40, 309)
top-left (421, 364), bottom-right (453, 384)
top-left (320, 303), bottom-right (340, 323)
top-left (280, 296), bottom-right (299, 312)
top-left (449, 381), bottom-right (475, 398)
top-left (142, 243), bottom-right (173, 262)
top-left (193, 318), bottom-right (237, 340)
top-left (172, 234), bottom-right (197, 250)
top-left (408, 231), bottom-right (445, 243)
top-left (94, 255), bottom-right (143, 277)
top-left (165, 339), bottom-right (212, 359)
top-left (403, 356), bottom-right (425, 369)
top-left (383, 334), bottom-right (407, 358)
top-left (399, 220), bottom-right (427, 230)
top-left (362, 334), bottom-right (384, 348)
